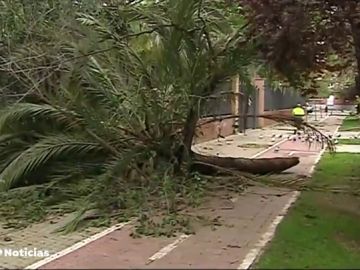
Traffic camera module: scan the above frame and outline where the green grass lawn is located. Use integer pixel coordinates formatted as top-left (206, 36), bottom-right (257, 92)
top-left (256, 153), bottom-right (360, 269)
top-left (338, 139), bottom-right (360, 145)
top-left (339, 116), bottom-right (360, 131)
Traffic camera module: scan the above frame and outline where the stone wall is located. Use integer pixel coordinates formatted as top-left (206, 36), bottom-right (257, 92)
top-left (261, 109), bottom-right (292, 127)
top-left (193, 117), bottom-right (235, 144)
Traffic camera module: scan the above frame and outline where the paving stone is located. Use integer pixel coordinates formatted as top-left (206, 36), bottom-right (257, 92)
top-left (336, 131), bottom-right (360, 138)
top-left (336, 145), bottom-right (360, 153)
top-left (0, 215), bottom-right (104, 268)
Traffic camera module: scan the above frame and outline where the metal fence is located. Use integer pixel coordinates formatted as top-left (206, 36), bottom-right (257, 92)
top-left (264, 81), bottom-right (304, 111)
top-left (200, 79), bottom-right (306, 132)
top-left (238, 82), bottom-right (259, 130)
top-left (201, 79), bottom-right (259, 130)
top-left (200, 80), bottom-right (232, 117)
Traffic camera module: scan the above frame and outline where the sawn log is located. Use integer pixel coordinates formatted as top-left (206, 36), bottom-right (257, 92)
top-left (192, 152), bottom-right (300, 175)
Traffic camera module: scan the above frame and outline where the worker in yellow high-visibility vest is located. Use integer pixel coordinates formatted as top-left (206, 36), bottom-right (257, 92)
top-left (292, 103), bottom-right (305, 134)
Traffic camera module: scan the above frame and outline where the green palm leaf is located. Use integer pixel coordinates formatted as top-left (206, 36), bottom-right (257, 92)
top-left (0, 135), bottom-right (105, 191)
top-left (0, 103), bottom-right (80, 133)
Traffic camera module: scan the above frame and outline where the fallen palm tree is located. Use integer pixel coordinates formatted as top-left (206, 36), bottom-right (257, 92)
top-left (188, 113), bottom-right (334, 175)
top-left (197, 113), bottom-right (335, 152)
top-left (192, 153), bottom-right (300, 175)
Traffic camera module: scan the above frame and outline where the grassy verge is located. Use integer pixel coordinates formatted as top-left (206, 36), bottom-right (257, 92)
top-left (339, 116), bottom-right (360, 131)
top-left (256, 153), bottom-right (360, 269)
top-left (338, 139), bottom-right (360, 145)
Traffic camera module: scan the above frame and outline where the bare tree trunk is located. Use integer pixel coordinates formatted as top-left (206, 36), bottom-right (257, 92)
top-left (349, 7), bottom-right (360, 95)
top-left (192, 152), bottom-right (300, 175)
top-left (352, 34), bottom-right (360, 95)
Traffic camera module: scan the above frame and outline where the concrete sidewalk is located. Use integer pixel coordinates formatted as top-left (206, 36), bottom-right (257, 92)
top-left (22, 115), bottom-right (343, 269)
top-left (336, 145), bottom-right (360, 153)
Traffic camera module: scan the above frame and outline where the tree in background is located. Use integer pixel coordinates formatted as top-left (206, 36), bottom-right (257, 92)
top-left (241, 0), bottom-right (360, 96)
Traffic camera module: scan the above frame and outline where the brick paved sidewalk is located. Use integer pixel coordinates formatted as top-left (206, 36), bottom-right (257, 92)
top-left (5, 115), bottom-right (342, 269)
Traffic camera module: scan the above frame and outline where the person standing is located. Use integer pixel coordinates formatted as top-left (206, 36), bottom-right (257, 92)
top-left (292, 103), bottom-right (305, 134)
top-left (305, 102), bottom-right (313, 114)
top-left (355, 95), bottom-right (360, 114)
top-left (326, 94), bottom-right (335, 115)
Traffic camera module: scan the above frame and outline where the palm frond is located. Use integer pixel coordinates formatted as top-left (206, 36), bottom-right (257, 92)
top-left (0, 135), bottom-right (105, 191)
top-left (0, 132), bottom-right (36, 144)
top-left (0, 103), bottom-right (81, 133)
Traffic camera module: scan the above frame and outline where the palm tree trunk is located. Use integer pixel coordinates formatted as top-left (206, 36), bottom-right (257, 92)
top-left (192, 152), bottom-right (300, 175)
top-left (175, 107), bottom-right (199, 172)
